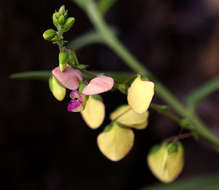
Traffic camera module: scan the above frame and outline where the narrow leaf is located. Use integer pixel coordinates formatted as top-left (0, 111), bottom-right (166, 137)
top-left (97, 0), bottom-right (117, 15)
top-left (68, 30), bottom-right (104, 50)
top-left (186, 76), bottom-right (219, 108)
top-left (10, 71), bottom-right (50, 80)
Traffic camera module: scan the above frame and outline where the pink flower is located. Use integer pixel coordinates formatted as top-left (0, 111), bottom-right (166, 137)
top-left (82, 75), bottom-right (114, 95)
top-left (52, 66), bottom-right (82, 90)
top-left (51, 66), bottom-right (114, 113)
top-left (67, 90), bottom-right (83, 112)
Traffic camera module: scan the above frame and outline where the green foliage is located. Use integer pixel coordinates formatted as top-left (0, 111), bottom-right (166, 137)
top-left (97, 0), bottom-right (117, 15)
top-left (68, 30), bottom-right (105, 50)
top-left (186, 76), bottom-right (219, 109)
top-left (10, 71), bottom-right (50, 80)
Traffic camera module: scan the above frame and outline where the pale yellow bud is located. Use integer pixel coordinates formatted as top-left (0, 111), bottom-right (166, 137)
top-left (147, 141), bottom-right (184, 183)
top-left (97, 122), bottom-right (134, 161)
top-left (127, 75), bottom-right (154, 114)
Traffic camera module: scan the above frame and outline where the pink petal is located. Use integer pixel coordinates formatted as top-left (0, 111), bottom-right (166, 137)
top-left (74, 69), bottom-right (83, 82)
top-left (69, 90), bottom-right (82, 102)
top-left (68, 90), bottom-right (83, 112)
top-left (82, 75), bottom-right (114, 95)
top-left (52, 66), bottom-right (82, 90)
top-left (67, 99), bottom-right (83, 112)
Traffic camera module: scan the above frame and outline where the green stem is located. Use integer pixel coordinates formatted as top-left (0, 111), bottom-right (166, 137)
top-left (73, 0), bottom-right (219, 148)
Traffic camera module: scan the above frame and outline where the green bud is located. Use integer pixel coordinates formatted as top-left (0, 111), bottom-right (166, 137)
top-left (147, 141), bottom-right (184, 183)
top-left (63, 17), bottom-right (75, 32)
top-left (67, 49), bottom-right (76, 65)
top-left (58, 5), bottom-right (66, 15)
top-left (59, 52), bottom-right (68, 72)
top-left (58, 15), bottom-right (65, 25)
top-left (63, 11), bottom-right (68, 19)
top-left (49, 76), bottom-right (66, 101)
top-left (52, 12), bottom-right (59, 28)
top-left (43, 29), bottom-right (56, 41)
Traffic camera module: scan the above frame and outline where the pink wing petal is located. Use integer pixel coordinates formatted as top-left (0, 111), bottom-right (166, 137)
top-left (52, 66), bottom-right (82, 90)
top-left (82, 75), bottom-right (114, 95)
top-left (74, 69), bottom-right (83, 82)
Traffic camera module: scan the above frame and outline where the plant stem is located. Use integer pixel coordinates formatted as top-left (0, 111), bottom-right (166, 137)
top-left (73, 0), bottom-right (219, 148)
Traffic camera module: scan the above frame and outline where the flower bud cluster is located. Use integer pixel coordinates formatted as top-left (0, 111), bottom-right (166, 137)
top-left (43, 5), bottom-right (75, 46)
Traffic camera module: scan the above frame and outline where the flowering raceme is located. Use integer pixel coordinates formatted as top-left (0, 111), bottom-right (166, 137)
top-left (12, 4), bottom-right (194, 184)
top-left (49, 65), bottom-right (114, 129)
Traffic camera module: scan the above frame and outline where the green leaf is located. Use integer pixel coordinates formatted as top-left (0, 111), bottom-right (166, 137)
top-left (97, 0), bottom-right (117, 15)
top-left (73, 0), bottom-right (91, 10)
top-left (185, 76), bottom-right (219, 109)
top-left (140, 175), bottom-right (219, 190)
top-left (10, 71), bottom-right (50, 80)
top-left (68, 30), bottom-right (105, 50)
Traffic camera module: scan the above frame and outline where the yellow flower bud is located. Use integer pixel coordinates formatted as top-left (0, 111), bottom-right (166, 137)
top-left (81, 95), bottom-right (105, 129)
top-left (147, 141), bottom-right (184, 183)
top-left (49, 76), bottom-right (66, 101)
top-left (110, 105), bottom-right (149, 130)
top-left (97, 122), bottom-right (134, 161)
top-left (127, 75), bottom-right (154, 113)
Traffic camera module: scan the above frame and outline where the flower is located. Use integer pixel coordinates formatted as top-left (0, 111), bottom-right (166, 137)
top-left (80, 95), bottom-right (105, 129)
top-left (147, 141), bottom-right (184, 183)
top-left (96, 104), bottom-right (150, 161)
top-left (49, 76), bottom-right (66, 101)
top-left (50, 66), bottom-right (114, 129)
top-left (82, 75), bottom-right (114, 95)
top-left (52, 66), bottom-right (83, 90)
top-left (97, 122), bottom-right (134, 161)
top-left (110, 104), bottom-right (149, 130)
top-left (79, 75), bottom-right (114, 129)
top-left (127, 74), bottom-right (154, 114)
top-left (67, 90), bottom-right (83, 112)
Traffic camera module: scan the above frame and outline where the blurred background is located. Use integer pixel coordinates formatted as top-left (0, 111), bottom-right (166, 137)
top-left (2, 0), bottom-right (219, 189)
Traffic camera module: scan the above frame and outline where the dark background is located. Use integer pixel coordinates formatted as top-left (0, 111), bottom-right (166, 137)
top-left (2, 0), bottom-right (219, 189)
